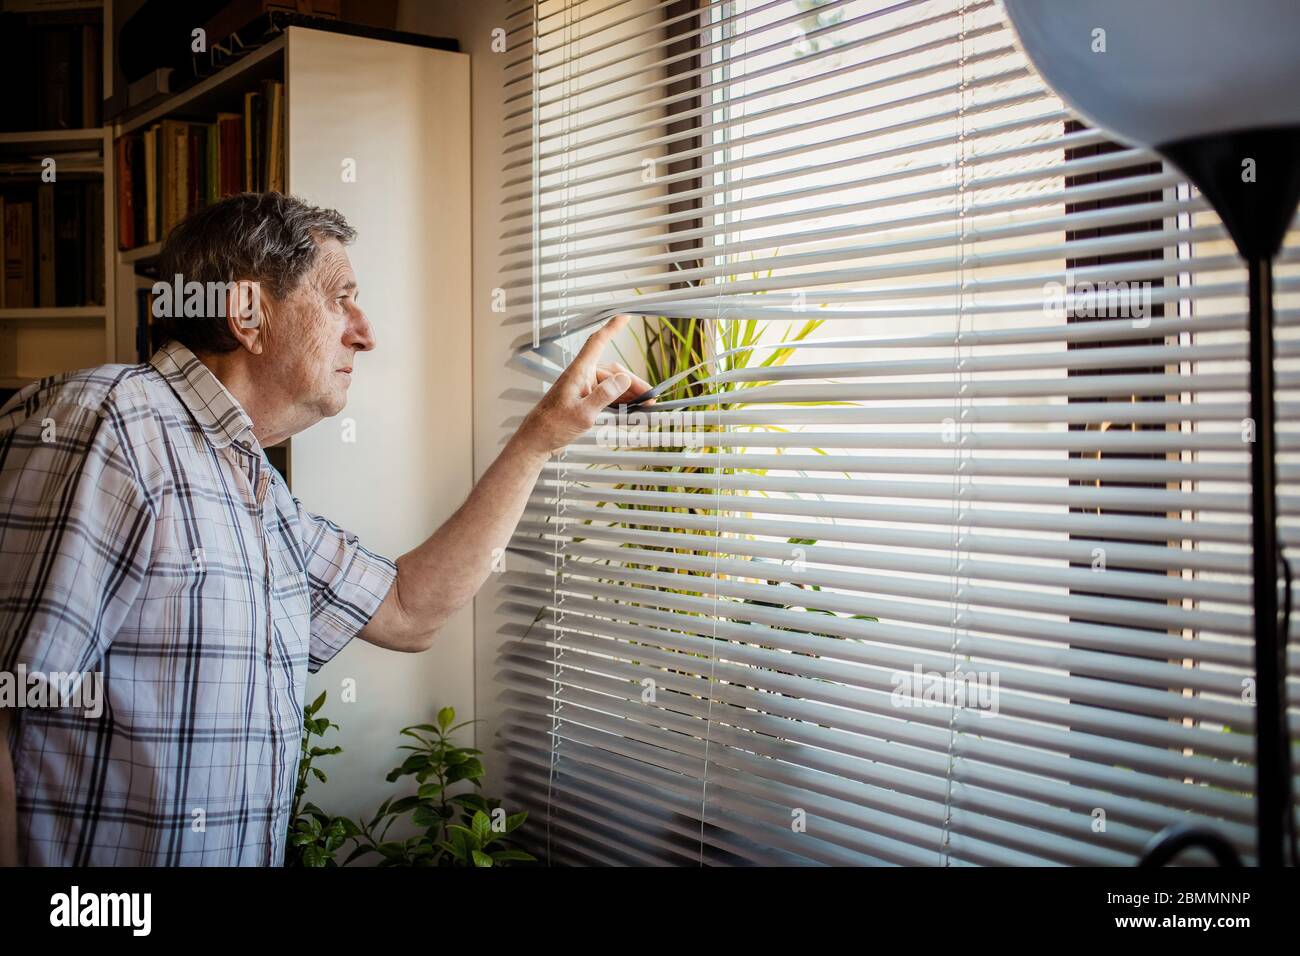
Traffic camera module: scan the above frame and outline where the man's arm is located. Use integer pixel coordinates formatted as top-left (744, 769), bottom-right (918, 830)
top-left (359, 314), bottom-right (650, 651)
top-left (0, 709), bottom-right (17, 866)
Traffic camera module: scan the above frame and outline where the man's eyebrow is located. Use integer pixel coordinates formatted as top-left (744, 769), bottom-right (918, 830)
top-left (338, 278), bottom-right (358, 291)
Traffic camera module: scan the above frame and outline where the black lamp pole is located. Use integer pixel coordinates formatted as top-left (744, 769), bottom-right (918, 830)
top-left (1161, 126), bottom-right (1300, 868)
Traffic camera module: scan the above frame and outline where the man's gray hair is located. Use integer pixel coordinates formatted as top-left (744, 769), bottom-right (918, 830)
top-left (154, 192), bottom-right (356, 355)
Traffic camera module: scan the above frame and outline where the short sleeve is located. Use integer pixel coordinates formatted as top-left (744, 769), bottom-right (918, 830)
top-left (0, 401), bottom-right (154, 678)
top-left (289, 497), bottom-right (398, 673)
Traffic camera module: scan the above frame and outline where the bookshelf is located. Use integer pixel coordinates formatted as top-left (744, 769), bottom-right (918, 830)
top-left (0, 0), bottom-right (114, 405)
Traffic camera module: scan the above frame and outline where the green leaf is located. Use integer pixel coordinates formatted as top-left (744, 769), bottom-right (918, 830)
top-left (447, 824), bottom-right (480, 853)
top-left (437, 706), bottom-right (456, 731)
top-left (307, 691), bottom-right (327, 717)
top-left (471, 849), bottom-right (494, 867)
top-left (471, 810), bottom-right (493, 844)
top-left (387, 795), bottom-right (421, 816)
top-left (386, 753), bottom-right (427, 781)
top-left (460, 758), bottom-right (485, 778)
top-left (446, 828), bottom-right (471, 862)
top-left (449, 793), bottom-right (490, 815)
top-left (417, 782), bottom-right (445, 800)
top-left (367, 797), bottom-right (394, 831)
top-left (342, 844), bottom-right (374, 866)
top-left (302, 844), bottom-right (329, 867)
top-left (412, 804), bottom-right (440, 828)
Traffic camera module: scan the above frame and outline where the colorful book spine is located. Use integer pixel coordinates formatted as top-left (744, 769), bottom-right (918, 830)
top-left (116, 135), bottom-right (135, 250)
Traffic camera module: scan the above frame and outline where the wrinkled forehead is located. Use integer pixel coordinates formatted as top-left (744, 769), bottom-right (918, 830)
top-left (307, 236), bottom-right (356, 291)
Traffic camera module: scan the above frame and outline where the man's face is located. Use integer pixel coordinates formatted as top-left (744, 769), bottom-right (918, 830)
top-left (260, 237), bottom-right (374, 427)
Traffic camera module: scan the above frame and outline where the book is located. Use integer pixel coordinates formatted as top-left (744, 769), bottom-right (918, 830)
top-left (80, 22), bottom-right (100, 128)
top-left (38, 26), bottom-right (77, 130)
top-left (54, 183), bottom-right (82, 307)
top-left (0, 196), bottom-right (5, 307)
top-left (84, 181), bottom-right (104, 306)
top-left (217, 112), bottom-right (242, 197)
top-left (206, 121), bottom-right (220, 207)
top-left (263, 80), bottom-right (284, 194)
top-left (4, 201), bottom-right (35, 308)
top-left (132, 131), bottom-right (146, 246)
top-left (243, 90), bottom-right (261, 193)
top-left (187, 124), bottom-right (202, 216)
top-left (116, 135), bottom-right (135, 250)
top-left (143, 125), bottom-right (158, 244)
top-left (37, 185), bottom-right (56, 307)
top-left (160, 119), bottom-right (187, 240)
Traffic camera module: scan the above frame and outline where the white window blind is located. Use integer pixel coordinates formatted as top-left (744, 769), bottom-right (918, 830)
top-left (495, 0), bottom-right (1300, 866)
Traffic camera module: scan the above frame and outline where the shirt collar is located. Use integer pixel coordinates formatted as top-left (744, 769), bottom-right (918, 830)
top-left (149, 339), bottom-right (258, 451)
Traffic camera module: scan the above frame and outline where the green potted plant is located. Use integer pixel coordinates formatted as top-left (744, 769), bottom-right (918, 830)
top-left (287, 698), bottom-right (535, 867)
top-left (286, 691), bottom-right (360, 867)
top-left (343, 707), bottom-right (536, 867)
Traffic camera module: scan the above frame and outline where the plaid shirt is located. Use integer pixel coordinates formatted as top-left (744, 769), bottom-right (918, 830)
top-left (0, 339), bottom-right (398, 866)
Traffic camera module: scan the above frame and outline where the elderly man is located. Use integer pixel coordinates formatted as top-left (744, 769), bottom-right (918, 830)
top-left (0, 192), bottom-right (648, 866)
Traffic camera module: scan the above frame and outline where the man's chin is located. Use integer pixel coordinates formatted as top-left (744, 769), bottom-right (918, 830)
top-left (315, 388), bottom-right (347, 420)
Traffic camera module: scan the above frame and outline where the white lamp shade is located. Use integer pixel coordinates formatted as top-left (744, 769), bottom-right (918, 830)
top-left (1000, 0), bottom-right (1300, 148)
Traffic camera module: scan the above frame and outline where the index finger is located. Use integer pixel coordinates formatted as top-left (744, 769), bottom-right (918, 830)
top-left (561, 314), bottom-right (630, 381)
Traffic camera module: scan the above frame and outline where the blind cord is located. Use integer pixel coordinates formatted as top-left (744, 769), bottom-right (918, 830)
top-left (543, 0), bottom-right (579, 869)
top-left (939, 0), bottom-right (970, 868)
top-left (698, 0), bottom-right (744, 868)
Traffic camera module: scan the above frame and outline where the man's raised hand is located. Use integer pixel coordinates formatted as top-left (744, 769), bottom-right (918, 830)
top-left (515, 314), bottom-right (654, 460)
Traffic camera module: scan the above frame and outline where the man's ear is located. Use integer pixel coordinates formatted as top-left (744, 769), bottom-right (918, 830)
top-left (224, 279), bottom-right (268, 354)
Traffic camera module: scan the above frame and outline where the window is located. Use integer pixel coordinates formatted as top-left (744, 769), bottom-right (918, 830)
top-left (496, 0), bottom-right (1299, 866)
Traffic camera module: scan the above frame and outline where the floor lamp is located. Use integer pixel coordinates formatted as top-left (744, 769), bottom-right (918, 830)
top-left (1000, 0), bottom-right (1300, 866)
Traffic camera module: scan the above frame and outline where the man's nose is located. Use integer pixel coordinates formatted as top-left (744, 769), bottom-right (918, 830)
top-left (346, 305), bottom-right (376, 352)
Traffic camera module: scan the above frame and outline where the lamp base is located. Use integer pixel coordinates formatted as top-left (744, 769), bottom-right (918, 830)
top-left (1157, 125), bottom-right (1300, 867)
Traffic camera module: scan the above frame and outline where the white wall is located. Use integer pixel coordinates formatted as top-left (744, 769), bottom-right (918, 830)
top-left (287, 27), bottom-right (474, 832)
top-left (395, 0), bottom-right (527, 790)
